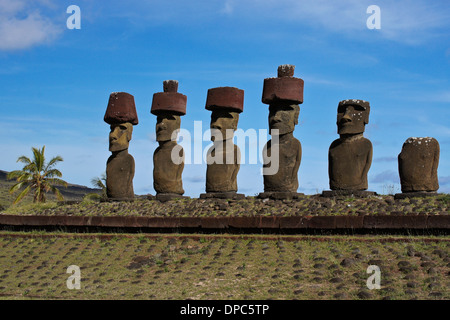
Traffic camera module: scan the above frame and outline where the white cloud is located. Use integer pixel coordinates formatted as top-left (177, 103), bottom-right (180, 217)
top-left (221, 0), bottom-right (234, 14)
top-left (0, 0), bottom-right (62, 50)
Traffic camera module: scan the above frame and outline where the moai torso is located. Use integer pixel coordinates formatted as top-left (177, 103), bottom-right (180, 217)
top-left (398, 137), bottom-right (440, 192)
top-left (153, 141), bottom-right (185, 194)
top-left (328, 136), bottom-right (372, 190)
top-left (263, 134), bottom-right (301, 192)
top-left (106, 150), bottom-right (135, 199)
top-left (206, 142), bottom-right (240, 193)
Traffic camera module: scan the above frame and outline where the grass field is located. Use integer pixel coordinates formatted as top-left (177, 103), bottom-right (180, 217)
top-left (0, 232), bottom-right (448, 300)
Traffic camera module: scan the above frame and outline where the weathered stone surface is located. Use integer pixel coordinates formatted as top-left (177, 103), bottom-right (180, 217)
top-left (151, 81), bottom-right (187, 196)
top-left (205, 87), bottom-right (244, 113)
top-left (394, 192), bottom-right (439, 200)
top-left (261, 67), bottom-right (303, 195)
top-left (106, 150), bottom-right (135, 199)
top-left (104, 92), bottom-right (139, 125)
top-left (155, 193), bottom-right (190, 202)
top-left (104, 91), bottom-right (138, 201)
top-left (257, 192), bottom-right (304, 200)
top-left (205, 87), bottom-right (244, 194)
top-left (205, 142), bottom-right (240, 193)
top-left (262, 133), bottom-right (302, 193)
top-left (321, 190), bottom-right (377, 198)
top-left (336, 99), bottom-right (370, 135)
top-left (328, 99), bottom-right (373, 191)
top-left (151, 80), bottom-right (186, 115)
top-left (199, 192), bottom-right (245, 200)
top-left (153, 140), bottom-right (184, 195)
top-left (262, 65), bottom-right (304, 105)
top-left (106, 122), bottom-right (136, 199)
top-left (398, 137), bottom-right (440, 193)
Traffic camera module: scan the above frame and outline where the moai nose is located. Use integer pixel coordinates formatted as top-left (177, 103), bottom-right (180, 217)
top-left (341, 113), bottom-right (352, 122)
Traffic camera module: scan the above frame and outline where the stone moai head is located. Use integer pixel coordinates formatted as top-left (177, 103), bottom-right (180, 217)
top-left (151, 80), bottom-right (186, 142)
top-left (104, 92), bottom-right (139, 152)
top-left (262, 65), bottom-right (303, 136)
top-left (336, 99), bottom-right (370, 135)
top-left (398, 137), bottom-right (440, 193)
top-left (205, 87), bottom-right (244, 141)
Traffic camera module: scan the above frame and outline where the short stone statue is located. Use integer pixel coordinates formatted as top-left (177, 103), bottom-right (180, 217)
top-left (324, 99), bottom-right (375, 197)
top-left (201, 86), bottom-right (245, 199)
top-left (104, 92), bottom-right (139, 200)
top-left (151, 80), bottom-right (187, 201)
top-left (259, 64), bottom-right (304, 200)
top-left (395, 137), bottom-right (440, 199)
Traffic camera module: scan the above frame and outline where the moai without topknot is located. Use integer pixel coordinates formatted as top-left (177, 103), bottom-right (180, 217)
top-left (395, 137), bottom-right (440, 199)
top-left (200, 86), bottom-right (245, 200)
top-left (323, 99), bottom-right (375, 197)
top-left (104, 92), bottom-right (138, 200)
top-left (258, 64), bottom-right (304, 200)
top-left (151, 80), bottom-right (188, 201)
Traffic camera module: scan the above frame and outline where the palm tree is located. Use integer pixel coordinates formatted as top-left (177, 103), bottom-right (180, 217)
top-left (7, 146), bottom-right (68, 204)
top-left (87, 173), bottom-right (107, 201)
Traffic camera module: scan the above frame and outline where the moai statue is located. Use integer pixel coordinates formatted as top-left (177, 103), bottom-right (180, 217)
top-left (151, 80), bottom-right (188, 201)
top-left (395, 137), bottom-right (440, 199)
top-left (200, 86), bottom-right (245, 200)
top-left (258, 64), bottom-right (304, 200)
top-left (104, 92), bottom-right (138, 200)
top-left (323, 99), bottom-right (375, 197)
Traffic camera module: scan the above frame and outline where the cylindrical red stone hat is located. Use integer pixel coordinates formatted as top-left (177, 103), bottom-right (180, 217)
top-left (205, 86), bottom-right (244, 113)
top-left (262, 64), bottom-right (304, 105)
top-left (104, 92), bottom-right (139, 125)
top-left (151, 80), bottom-right (187, 116)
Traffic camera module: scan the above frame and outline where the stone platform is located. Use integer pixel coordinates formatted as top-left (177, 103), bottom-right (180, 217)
top-left (321, 190), bottom-right (377, 198)
top-left (199, 192), bottom-right (246, 200)
top-left (394, 192), bottom-right (439, 200)
top-left (257, 192), bottom-right (305, 200)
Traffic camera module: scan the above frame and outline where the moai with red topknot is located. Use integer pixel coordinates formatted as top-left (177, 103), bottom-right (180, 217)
top-left (200, 86), bottom-right (245, 200)
top-left (258, 64), bottom-right (304, 200)
top-left (104, 92), bottom-right (139, 200)
top-left (151, 80), bottom-right (189, 201)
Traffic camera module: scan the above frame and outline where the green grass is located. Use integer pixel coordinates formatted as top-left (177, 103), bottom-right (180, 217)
top-left (0, 232), bottom-right (448, 300)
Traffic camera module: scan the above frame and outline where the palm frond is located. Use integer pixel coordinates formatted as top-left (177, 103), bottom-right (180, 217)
top-left (47, 178), bottom-right (68, 187)
top-left (16, 156), bottom-right (32, 165)
top-left (50, 186), bottom-right (65, 201)
top-left (9, 181), bottom-right (31, 194)
top-left (32, 146), bottom-right (45, 172)
top-left (90, 177), bottom-right (106, 190)
top-left (23, 163), bottom-right (38, 174)
top-left (7, 170), bottom-right (27, 181)
top-left (44, 168), bottom-right (63, 179)
top-left (16, 172), bottom-right (33, 183)
top-left (12, 185), bottom-right (32, 205)
top-left (45, 156), bottom-right (64, 171)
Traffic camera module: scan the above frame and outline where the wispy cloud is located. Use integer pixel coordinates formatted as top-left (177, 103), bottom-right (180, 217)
top-left (374, 156), bottom-right (397, 163)
top-left (370, 170), bottom-right (400, 184)
top-left (0, 0), bottom-right (62, 51)
top-left (221, 0), bottom-right (234, 14)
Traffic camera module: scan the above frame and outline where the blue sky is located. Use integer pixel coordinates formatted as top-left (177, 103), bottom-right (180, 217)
top-left (1, 0), bottom-right (449, 197)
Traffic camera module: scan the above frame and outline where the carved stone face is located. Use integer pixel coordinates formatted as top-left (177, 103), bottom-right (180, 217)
top-left (210, 109), bottom-right (239, 141)
top-left (156, 112), bottom-right (181, 142)
top-left (337, 104), bottom-right (369, 135)
top-left (268, 104), bottom-right (299, 136)
top-left (109, 122), bottom-right (133, 152)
